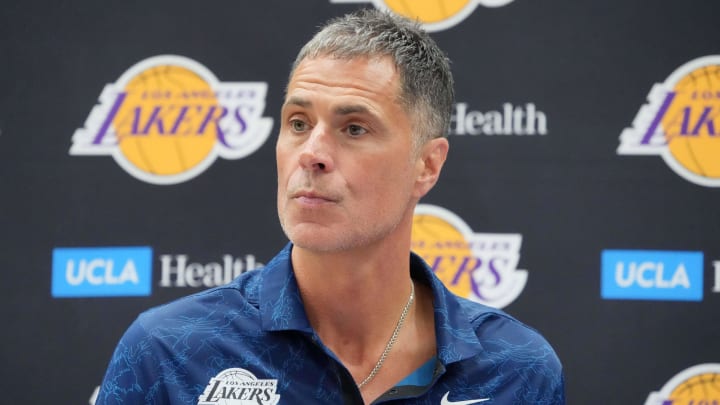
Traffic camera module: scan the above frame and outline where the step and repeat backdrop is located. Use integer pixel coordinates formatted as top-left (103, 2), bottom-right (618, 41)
top-left (2, 0), bottom-right (719, 403)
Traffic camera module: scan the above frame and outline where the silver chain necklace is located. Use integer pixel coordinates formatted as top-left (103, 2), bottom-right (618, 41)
top-left (357, 281), bottom-right (415, 389)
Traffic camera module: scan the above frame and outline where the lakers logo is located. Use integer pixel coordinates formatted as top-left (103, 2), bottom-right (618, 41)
top-left (412, 204), bottom-right (527, 308)
top-left (645, 363), bottom-right (720, 405)
top-left (71, 55), bottom-right (273, 185)
top-left (331, 0), bottom-right (515, 31)
top-left (199, 368), bottom-right (280, 405)
top-left (619, 55), bottom-right (720, 187)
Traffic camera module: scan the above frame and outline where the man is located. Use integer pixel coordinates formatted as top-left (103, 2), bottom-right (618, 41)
top-left (97, 9), bottom-right (564, 405)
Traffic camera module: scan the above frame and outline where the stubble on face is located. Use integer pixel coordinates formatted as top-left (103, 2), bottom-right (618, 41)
top-left (276, 56), bottom-right (420, 254)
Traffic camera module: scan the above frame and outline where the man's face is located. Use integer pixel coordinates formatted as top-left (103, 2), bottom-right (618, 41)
top-left (276, 55), bottom-right (425, 253)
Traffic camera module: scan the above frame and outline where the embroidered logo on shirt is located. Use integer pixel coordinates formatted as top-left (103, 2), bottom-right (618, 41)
top-left (198, 368), bottom-right (280, 405)
top-left (440, 391), bottom-right (491, 405)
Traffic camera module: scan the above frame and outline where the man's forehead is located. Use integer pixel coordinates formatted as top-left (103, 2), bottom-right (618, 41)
top-left (283, 56), bottom-right (403, 108)
top-left (298, 52), bottom-right (398, 70)
top-left (289, 55), bottom-right (399, 85)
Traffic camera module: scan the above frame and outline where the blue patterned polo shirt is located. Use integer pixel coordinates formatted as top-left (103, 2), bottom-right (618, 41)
top-left (96, 244), bottom-right (565, 404)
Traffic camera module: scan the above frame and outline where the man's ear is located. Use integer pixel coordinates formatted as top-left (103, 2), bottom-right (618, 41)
top-left (414, 137), bottom-right (449, 199)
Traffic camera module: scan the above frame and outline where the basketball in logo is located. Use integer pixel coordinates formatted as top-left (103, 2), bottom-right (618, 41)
top-left (382, 0), bottom-right (472, 24)
top-left (667, 371), bottom-right (720, 402)
top-left (618, 55), bottom-right (720, 187)
top-left (71, 55), bottom-right (273, 185)
top-left (663, 64), bottom-right (720, 179)
top-left (412, 204), bottom-right (528, 308)
top-left (114, 65), bottom-right (218, 177)
top-left (330, 0), bottom-right (516, 31)
top-left (412, 210), bottom-right (474, 298)
top-left (645, 363), bottom-right (720, 405)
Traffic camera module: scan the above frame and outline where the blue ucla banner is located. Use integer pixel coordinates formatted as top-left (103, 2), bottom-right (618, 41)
top-left (601, 250), bottom-right (704, 302)
top-left (52, 247), bottom-right (153, 298)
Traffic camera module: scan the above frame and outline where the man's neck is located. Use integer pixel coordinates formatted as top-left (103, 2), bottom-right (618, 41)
top-left (290, 241), bottom-right (437, 403)
top-left (291, 241), bottom-right (413, 347)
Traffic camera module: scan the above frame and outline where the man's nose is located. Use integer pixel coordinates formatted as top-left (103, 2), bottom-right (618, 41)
top-left (298, 124), bottom-right (335, 172)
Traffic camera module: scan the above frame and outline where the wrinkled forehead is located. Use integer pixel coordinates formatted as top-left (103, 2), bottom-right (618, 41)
top-left (283, 56), bottom-right (403, 111)
top-left (288, 53), bottom-right (404, 95)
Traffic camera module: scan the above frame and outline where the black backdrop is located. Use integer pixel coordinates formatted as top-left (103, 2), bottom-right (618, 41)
top-left (2, 0), bottom-right (719, 403)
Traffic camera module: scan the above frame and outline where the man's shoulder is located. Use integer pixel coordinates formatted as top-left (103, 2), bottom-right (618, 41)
top-left (126, 244), bottom-right (294, 340)
top-left (457, 296), bottom-right (557, 353)
top-left (135, 267), bottom-right (264, 330)
top-left (96, 268), bottom-right (275, 405)
top-left (413, 252), bottom-right (560, 365)
top-left (446, 295), bottom-right (565, 402)
top-left (412, 251), bottom-right (559, 358)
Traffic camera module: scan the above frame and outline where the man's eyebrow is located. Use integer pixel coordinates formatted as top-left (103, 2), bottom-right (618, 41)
top-left (334, 104), bottom-right (370, 116)
top-left (283, 96), bottom-right (311, 109)
top-left (283, 97), bottom-right (372, 117)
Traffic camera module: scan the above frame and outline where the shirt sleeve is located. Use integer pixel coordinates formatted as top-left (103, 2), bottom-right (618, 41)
top-left (474, 313), bottom-right (566, 404)
top-left (95, 317), bottom-right (169, 405)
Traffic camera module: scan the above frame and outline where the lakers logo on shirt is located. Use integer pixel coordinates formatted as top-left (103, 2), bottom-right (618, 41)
top-left (71, 55), bottom-right (273, 185)
top-left (198, 368), bottom-right (280, 405)
top-left (412, 204), bottom-right (528, 308)
top-left (619, 55), bottom-right (720, 187)
top-left (330, 0), bottom-right (516, 31)
top-left (644, 363), bottom-right (720, 405)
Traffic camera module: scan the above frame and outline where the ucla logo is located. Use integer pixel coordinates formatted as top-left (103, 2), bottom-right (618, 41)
top-left (71, 55), bottom-right (273, 185)
top-left (645, 363), bottom-right (720, 405)
top-left (412, 204), bottom-right (527, 308)
top-left (619, 55), bottom-right (720, 187)
top-left (331, 0), bottom-right (515, 31)
top-left (52, 246), bottom-right (153, 297)
top-left (601, 250), bottom-right (703, 301)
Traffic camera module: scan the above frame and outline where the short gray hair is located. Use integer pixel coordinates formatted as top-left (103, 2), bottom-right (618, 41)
top-left (289, 9), bottom-right (455, 147)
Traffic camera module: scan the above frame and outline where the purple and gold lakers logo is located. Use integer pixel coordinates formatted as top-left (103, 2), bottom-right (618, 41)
top-left (412, 204), bottom-right (527, 308)
top-left (619, 55), bottom-right (720, 187)
top-left (71, 55), bottom-right (273, 185)
top-left (331, 0), bottom-right (515, 31)
top-left (645, 363), bottom-right (720, 405)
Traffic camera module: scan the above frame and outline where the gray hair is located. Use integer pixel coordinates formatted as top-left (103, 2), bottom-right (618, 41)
top-left (289, 9), bottom-right (455, 147)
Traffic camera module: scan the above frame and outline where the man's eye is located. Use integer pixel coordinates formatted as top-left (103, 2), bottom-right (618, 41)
top-left (347, 124), bottom-right (367, 137)
top-left (290, 119), bottom-right (308, 132)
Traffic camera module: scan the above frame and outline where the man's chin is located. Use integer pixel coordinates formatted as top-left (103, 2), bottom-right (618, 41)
top-left (282, 223), bottom-right (337, 251)
top-left (289, 236), bottom-right (349, 254)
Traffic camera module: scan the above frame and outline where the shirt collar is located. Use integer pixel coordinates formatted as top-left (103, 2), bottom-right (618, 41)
top-left (409, 252), bottom-right (486, 365)
top-left (259, 243), bottom-right (485, 364)
top-left (259, 244), bottom-right (313, 333)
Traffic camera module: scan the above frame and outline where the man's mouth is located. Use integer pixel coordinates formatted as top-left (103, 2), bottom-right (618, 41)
top-left (291, 190), bottom-right (338, 204)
